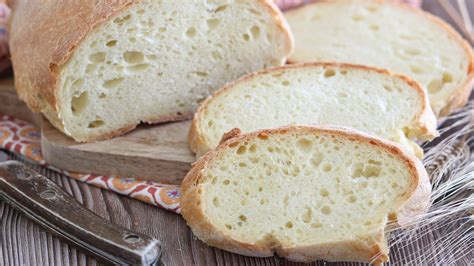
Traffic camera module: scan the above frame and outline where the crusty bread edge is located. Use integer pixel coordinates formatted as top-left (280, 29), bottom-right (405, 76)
top-left (182, 125), bottom-right (426, 263)
top-left (284, 0), bottom-right (474, 117)
top-left (189, 62), bottom-right (439, 155)
top-left (10, 0), bottom-right (294, 143)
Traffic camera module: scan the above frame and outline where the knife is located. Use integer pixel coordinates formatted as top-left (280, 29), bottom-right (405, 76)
top-left (0, 151), bottom-right (162, 265)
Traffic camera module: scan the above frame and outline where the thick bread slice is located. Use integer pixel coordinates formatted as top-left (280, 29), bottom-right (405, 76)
top-left (9, 0), bottom-right (293, 142)
top-left (190, 63), bottom-right (438, 157)
top-left (181, 125), bottom-right (428, 264)
top-left (285, 0), bottom-right (474, 116)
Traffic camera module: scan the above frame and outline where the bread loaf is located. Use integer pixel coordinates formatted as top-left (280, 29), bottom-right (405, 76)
top-left (284, 0), bottom-right (473, 116)
top-left (9, 0), bottom-right (293, 142)
top-left (181, 125), bottom-right (429, 264)
top-left (190, 63), bottom-right (438, 157)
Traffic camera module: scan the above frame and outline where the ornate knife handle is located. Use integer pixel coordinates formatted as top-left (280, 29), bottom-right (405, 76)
top-left (0, 160), bottom-right (161, 265)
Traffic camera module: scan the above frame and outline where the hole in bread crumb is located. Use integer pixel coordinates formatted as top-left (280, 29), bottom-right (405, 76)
top-left (324, 69), bottom-right (336, 78)
top-left (85, 64), bottom-right (96, 74)
top-left (99, 93), bottom-right (106, 99)
top-left (369, 24), bottom-right (379, 31)
top-left (242, 33), bottom-right (250, 41)
top-left (322, 164), bottom-right (332, 172)
top-left (236, 146), bottom-right (247, 155)
top-left (128, 63), bottom-right (150, 72)
top-left (319, 188), bottom-right (329, 197)
top-left (103, 78), bottom-right (125, 89)
top-left (359, 181), bottom-right (369, 189)
top-left (207, 18), bottom-right (220, 30)
top-left (311, 222), bottom-right (322, 228)
top-left (214, 4), bottom-right (229, 13)
top-left (123, 51), bottom-right (145, 64)
top-left (285, 221), bottom-right (293, 229)
top-left (321, 206), bottom-right (331, 215)
top-left (282, 80), bottom-right (290, 86)
top-left (250, 26), bottom-right (260, 39)
top-left (363, 166), bottom-right (381, 178)
top-left (442, 72), bottom-right (453, 83)
top-left (352, 15), bottom-right (364, 21)
top-left (347, 195), bottom-right (357, 203)
top-left (383, 85), bottom-right (393, 92)
top-left (302, 208), bottom-right (312, 223)
top-left (223, 180), bottom-right (230, 185)
top-left (225, 224), bottom-right (232, 230)
top-left (241, 199), bottom-right (247, 206)
top-left (391, 182), bottom-right (399, 189)
top-left (239, 163), bottom-right (247, 168)
top-left (249, 144), bottom-right (257, 153)
top-left (88, 120), bottom-right (105, 128)
top-left (211, 51), bottom-right (222, 60)
top-left (410, 65), bottom-right (423, 74)
top-left (368, 159), bottom-right (382, 165)
top-left (239, 215), bottom-right (247, 222)
top-left (146, 54), bottom-right (158, 61)
top-left (71, 90), bottom-right (89, 115)
top-left (185, 27), bottom-right (197, 38)
top-left (311, 152), bottom-right (324, 167)
top-left (213, 197), bottom-right (220, 207)
top-left (89, 52), bottom-right (106, 63)
top-left (258, 134), bottom-right (268, 140)
top-left (366, 6), bottom-right (378, 12)
top-left (297, 139), bottom-right (313, 152)
top-left (283, 195), bottom-right (289, 206)
top-left (260, 199), bottom-right (266, 205)
top-left (106, 40), bottom-right (117, 47)
top-left (211, 176), bottom-right (218, 184)
top-left (193, 71), bottom-right (208, 77)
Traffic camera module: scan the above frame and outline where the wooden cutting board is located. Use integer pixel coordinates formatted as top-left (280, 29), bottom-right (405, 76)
top-left (0, 79), bottom-right (194, 184)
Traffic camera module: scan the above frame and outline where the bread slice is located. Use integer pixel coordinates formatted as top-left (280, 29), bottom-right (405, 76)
top-left (284, 0), bottom-right (474, 116)
top-left (181, 125), bottom-right (429, 264)
top-left (190, 63), bottom-right (438, 158)
top-left (9, 0), bottom-right (293, 142)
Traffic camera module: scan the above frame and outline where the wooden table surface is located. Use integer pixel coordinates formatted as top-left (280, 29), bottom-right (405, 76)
top-left (1, 1), bottom-right (473, 265)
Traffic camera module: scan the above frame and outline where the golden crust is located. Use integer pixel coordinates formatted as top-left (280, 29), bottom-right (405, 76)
top-left (182, 125), bottom-right (426, 263)
top-left (189, 62), bottom-right (439, 155)
top-left (9, 0), bottom-right (294, 142)
top-left (285, 0), bottom-right (474, 117)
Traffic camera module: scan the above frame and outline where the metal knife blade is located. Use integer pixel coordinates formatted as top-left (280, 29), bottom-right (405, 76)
top-left (0, 158), bottom-right (162, 265)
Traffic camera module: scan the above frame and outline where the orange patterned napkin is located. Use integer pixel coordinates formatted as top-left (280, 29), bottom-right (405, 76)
top-left (0, 114), bottom-right (181, 213)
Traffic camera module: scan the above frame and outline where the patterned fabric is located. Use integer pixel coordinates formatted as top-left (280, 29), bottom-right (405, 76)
top-left (0, 113), bottom-right (181, 213)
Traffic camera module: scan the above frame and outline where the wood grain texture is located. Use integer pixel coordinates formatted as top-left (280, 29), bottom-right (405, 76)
top-left (0, 80), bottom-right (194, 184)
top-left (41, 118), bottom-right (194, 184)
top-left (1, 1), bottom-right (473, 265)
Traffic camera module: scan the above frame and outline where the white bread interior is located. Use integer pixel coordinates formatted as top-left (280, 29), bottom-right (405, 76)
top-left (181, 126), bottom-right (423, 264)
top-left (57, 0), bottom-right (292, 141)
top-left (190, 63), bottom-right (438, 157)
top-left (284, 0), bottom-right (473, 116)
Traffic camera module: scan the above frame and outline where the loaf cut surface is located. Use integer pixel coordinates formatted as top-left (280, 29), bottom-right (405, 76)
top-left (181, 126), bottom-right (425, 264)
top-left (285, 0), bottom-right (474, 116)
top-left (190, 63), bottom-right (438, 157)
top-left (9, 0), bottom-right (293, 142)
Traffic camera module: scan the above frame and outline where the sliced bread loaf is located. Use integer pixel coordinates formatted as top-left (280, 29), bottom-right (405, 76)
top-left (190, 63), bottom-right (438, 157)
top-left (9, 0), bottom-right (293, 142)
top-left (284, 0), bottom-right (474, 116)
top-left (181, 125), bottom-right (429, 264)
